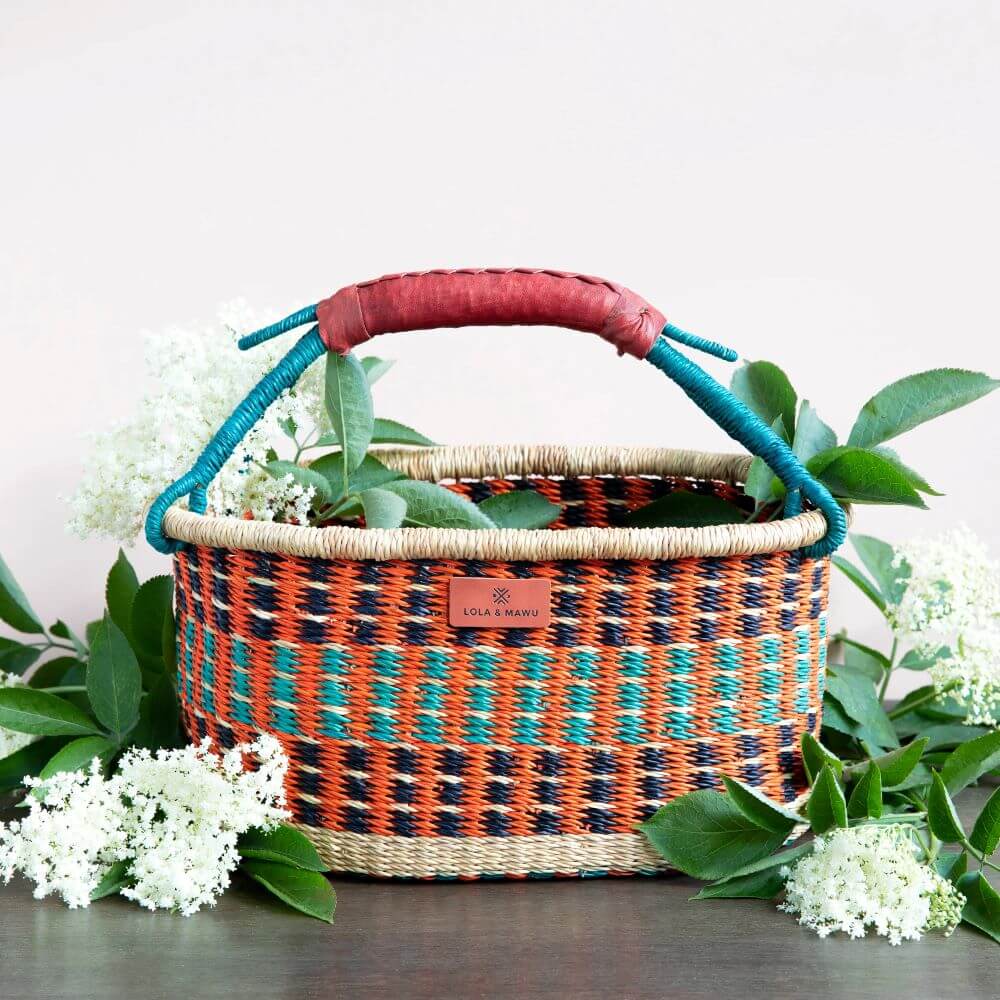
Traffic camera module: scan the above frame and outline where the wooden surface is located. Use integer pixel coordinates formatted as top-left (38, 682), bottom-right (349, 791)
top-left (2, 790), bottom-right (997, 1000)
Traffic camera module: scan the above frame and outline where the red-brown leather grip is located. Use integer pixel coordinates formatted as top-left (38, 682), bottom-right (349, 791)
top-left (315, 268), bottom-right (666, 359)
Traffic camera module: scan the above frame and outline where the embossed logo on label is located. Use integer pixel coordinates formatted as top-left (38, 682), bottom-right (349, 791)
top-left (448, 577), bottom-right (551, 628)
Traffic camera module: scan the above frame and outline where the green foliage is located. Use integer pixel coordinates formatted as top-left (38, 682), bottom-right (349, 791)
top-left (323, 350), bottom-right (374, 482)
top-left (927, 772), bottom-right (965, 842)
top-left (941, 731), bottom-right (1000, 796)
top-left (477, 491), bottom-right (562, 530)
top-left (105, 549), bottom-right (139, 640)
top-left (801, 732), bottom-right (843, 783)
top-left (846, 762), bottom-right (883, 820)
top-left (0, 553), bottom-right (44, 634)
top-left (357, 487), bottom-right (408, 529)
top-left (730, 360), bottom-right (797, 436)
top-left (0, 688), bottom-right (101, 737)
top-left (240, 860), bottom-right (336, 924)
top-left (379, 480), bottom-right (496, 529)
top-left (238, 824), bottom-right (327, 872)
top-left (806, 765), bottom-right (848, 834)
top-left (87, 616), bottom-right (142, 740)
top-left (721, 775), bottom-right (800, 834)
top-left (621, 492), bottom-right (746, 528)
top-left (957, 872), bottom-right (1000, 944)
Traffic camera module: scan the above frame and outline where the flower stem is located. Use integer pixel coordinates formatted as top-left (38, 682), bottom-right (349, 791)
top-left (878, 638), bottom-right (899, 701)
top-left (41, 685), bottom-right (87, 694)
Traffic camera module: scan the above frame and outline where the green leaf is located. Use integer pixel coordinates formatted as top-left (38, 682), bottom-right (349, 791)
top-left (0, 639), bottom-right (41, 676)
top-left (50, 620), bottom-right (88, 657)
top-left (942, 730), bottom-right (1000, 795)
top-left (265, 461), bottom-right (334, 509)
top-left (825, 668), bottom-right (898, 748)
top-left (162, 605), bottom-right (177, 674)
top-left (239, 824), bottom-right (327, 872)
top-left (91, 860), bottom-right (131, 901)
top-left (360, 356), bottom-right (394, 385)
top-left (792, 400), bottom-right (836, 463)
top-left (935, 850), bottom-right (967, 883)
top-left (928, 771), bottom-right (965, 842)
top-left (324, 351), bottom-right (374, 479)
top-left (721, 776), bottom-right (800, 834)
top-left (87, 615), bottom-right (142, 739)
top-left (0, 688), bottom-right (101, 736)
top-left (808, 447), bottom-right (927, 508)
top-left (27, 656), bottom-right (82, 689)
top-left (871, 446), bottom-right (942, 497)
top-left (241, 860), bottom-right (336, 923)
top-left (730, 360), bottom-right (797, 438)
top-left (692, 866), bottom-right (787, 900)
top-left (105, 549), bottom-right (139, 639)
top-left (357, 487), bottom-right (407, 529)
top-left (0, 738), bottom-right (67, 791)
top-left (866, 738), bottom-right (928, 787)
top-left (807, 764), bottom-right (848, 834)
top-left (957, 871), bottom-right (1000, 944)
top-left (478, 491), bottom-right (562, 530)
top-left (622, 492), bottom-right (746, 529)
top-left (637, 790), bottom-right (788, 880)
top-left (917, 725), bottom-right (991, 754)
top-left (801, 732), bottom-right (843, 784)
top-left (821, 695), bottom-right (859, 740)
top-left (130, 575), bottom-right (174, 660)
top-left (898, 647), bottom-right (950, 671)
top-left (848, 369), bottom-right (1000, 449)
top-left (832, 556), bottom-right (885, 612)
top-left (839, 637), bottom-right (890, 681)
top-left (309, 453), bottom-right (403, 502)
top-left (37, 736), bottom-right (116, 784)
top-left (744, 455), bottom-right (779, 506)
top-left (129, 674), bottom-right (180, 751)
top-left (0, 554), bottom-right (43, 634)
top-left (847, 761), bottom-right (883, 819)
top-left (850, 534), bottom-right (909, 605)
top-left (370, 418), bottom-right (436, 447)
top-left (970, 787), bottom-right (1000, 857)
top-left (380, 481), bottom-right (496, 530)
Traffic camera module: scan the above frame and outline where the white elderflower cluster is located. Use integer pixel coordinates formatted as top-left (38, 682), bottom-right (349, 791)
top-left (0, 672), bottom-right (39, 761)
top-left (66, 301), bottom-right (325, 543)
top-left (779, 824), bottom-right (964, 945)
top-left (0, 736), bottom-right (289, 915)
top-left (888, 527), bottom-right (1000, 725)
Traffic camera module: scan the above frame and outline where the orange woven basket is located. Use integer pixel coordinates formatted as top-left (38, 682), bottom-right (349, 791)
top-left (146, 271), bottom-right (848, 878)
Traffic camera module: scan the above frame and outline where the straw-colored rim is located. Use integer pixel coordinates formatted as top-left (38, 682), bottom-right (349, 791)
top-left (161, 444), bottom-right (839, 562)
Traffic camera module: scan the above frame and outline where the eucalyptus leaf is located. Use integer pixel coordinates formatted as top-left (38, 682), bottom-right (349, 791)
top-left (87, 615), bottom-right (142, 739)
top-left (623, 492), bottom-right (746, 529)
top-left (792, 400), bottom-right (836, 462)
top-left (0, 553), bottom-right (44, 634)
top-left (808, 447), bottom-right (927, 507)
top-left (265, 461), bottom-right (333, 509)
top-left (927, 771), bottom-right (965, 842)
top-left (239, 824), bottom-right (327, 872)
top-left (638, 790), bottom-right (788, 880)
top-left (130, 575), bottom-right (174, 661)
top-left (0, 688), bottom-right (101, 737)
top-left (380, 481), bottom-right (496, 529)
top-left (105, 549), bottom-right (139, 639)
top-left (478, 491), bottom-right (562, 529)
top-left (942, 730), bottom-right (1000, 795)
top-left (241, 860), bottom-right (336, 923)
top-left (848, 369), bottom-right (999, 449)
top-left (730, 360), bottom-right (797, 438)
top-left (357, 488), bottom-right (407, 529)
top-left (324, 351), bottom-right (374, 479)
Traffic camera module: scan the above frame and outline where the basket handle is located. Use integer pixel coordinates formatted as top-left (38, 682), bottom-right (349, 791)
top-left (145, 269), bottom-right (847, 558)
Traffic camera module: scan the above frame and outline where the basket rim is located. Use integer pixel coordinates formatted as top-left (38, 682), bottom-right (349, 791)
top-left (161, 444), bottom-right (843, 562)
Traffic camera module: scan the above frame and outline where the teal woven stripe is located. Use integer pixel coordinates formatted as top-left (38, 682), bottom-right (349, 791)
top-left (183, 619), bottom-right (195, 706)
top-left (201, 629), bottom-right (216, 715)
top-left (664, 646), bottom-right (696, 739)
top-left (230, 637), bottom-right (253, 726)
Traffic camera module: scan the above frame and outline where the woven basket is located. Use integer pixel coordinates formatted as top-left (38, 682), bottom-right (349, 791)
top-left (146, 270), bottom-right (848, 879)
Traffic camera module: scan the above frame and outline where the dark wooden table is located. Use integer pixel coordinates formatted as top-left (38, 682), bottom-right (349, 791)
top-left (2, 789), bottom-right (996, 1000)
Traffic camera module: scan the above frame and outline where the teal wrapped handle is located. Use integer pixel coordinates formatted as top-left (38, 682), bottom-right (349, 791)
top-left (145, 300), bottom-right (846, 558)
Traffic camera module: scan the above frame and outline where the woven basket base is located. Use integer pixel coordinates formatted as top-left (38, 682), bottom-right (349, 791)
top-left (296, 825), bottom-right (671, 879)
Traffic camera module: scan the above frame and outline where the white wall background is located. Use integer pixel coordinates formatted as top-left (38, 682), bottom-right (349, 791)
top-left (1, 1), bottom-right (998, 697)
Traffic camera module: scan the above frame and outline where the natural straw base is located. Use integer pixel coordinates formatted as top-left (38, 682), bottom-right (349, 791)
top-left (162, 444), bottom-right (840, 562)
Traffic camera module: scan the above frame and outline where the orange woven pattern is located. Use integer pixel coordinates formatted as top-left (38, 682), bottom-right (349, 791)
top-left (174, 475), bottom-right (829, 876)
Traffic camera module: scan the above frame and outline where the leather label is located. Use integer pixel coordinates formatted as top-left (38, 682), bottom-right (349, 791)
top-left (448, 577), bottom-right (551, 629)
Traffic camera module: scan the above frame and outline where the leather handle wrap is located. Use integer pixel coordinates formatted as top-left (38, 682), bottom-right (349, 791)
top-left (315, 269), bottom-right (666, 359)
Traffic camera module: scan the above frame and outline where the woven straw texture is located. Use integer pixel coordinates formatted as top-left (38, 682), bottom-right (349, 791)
top-left (170, 446), bottom-right (831, 879)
